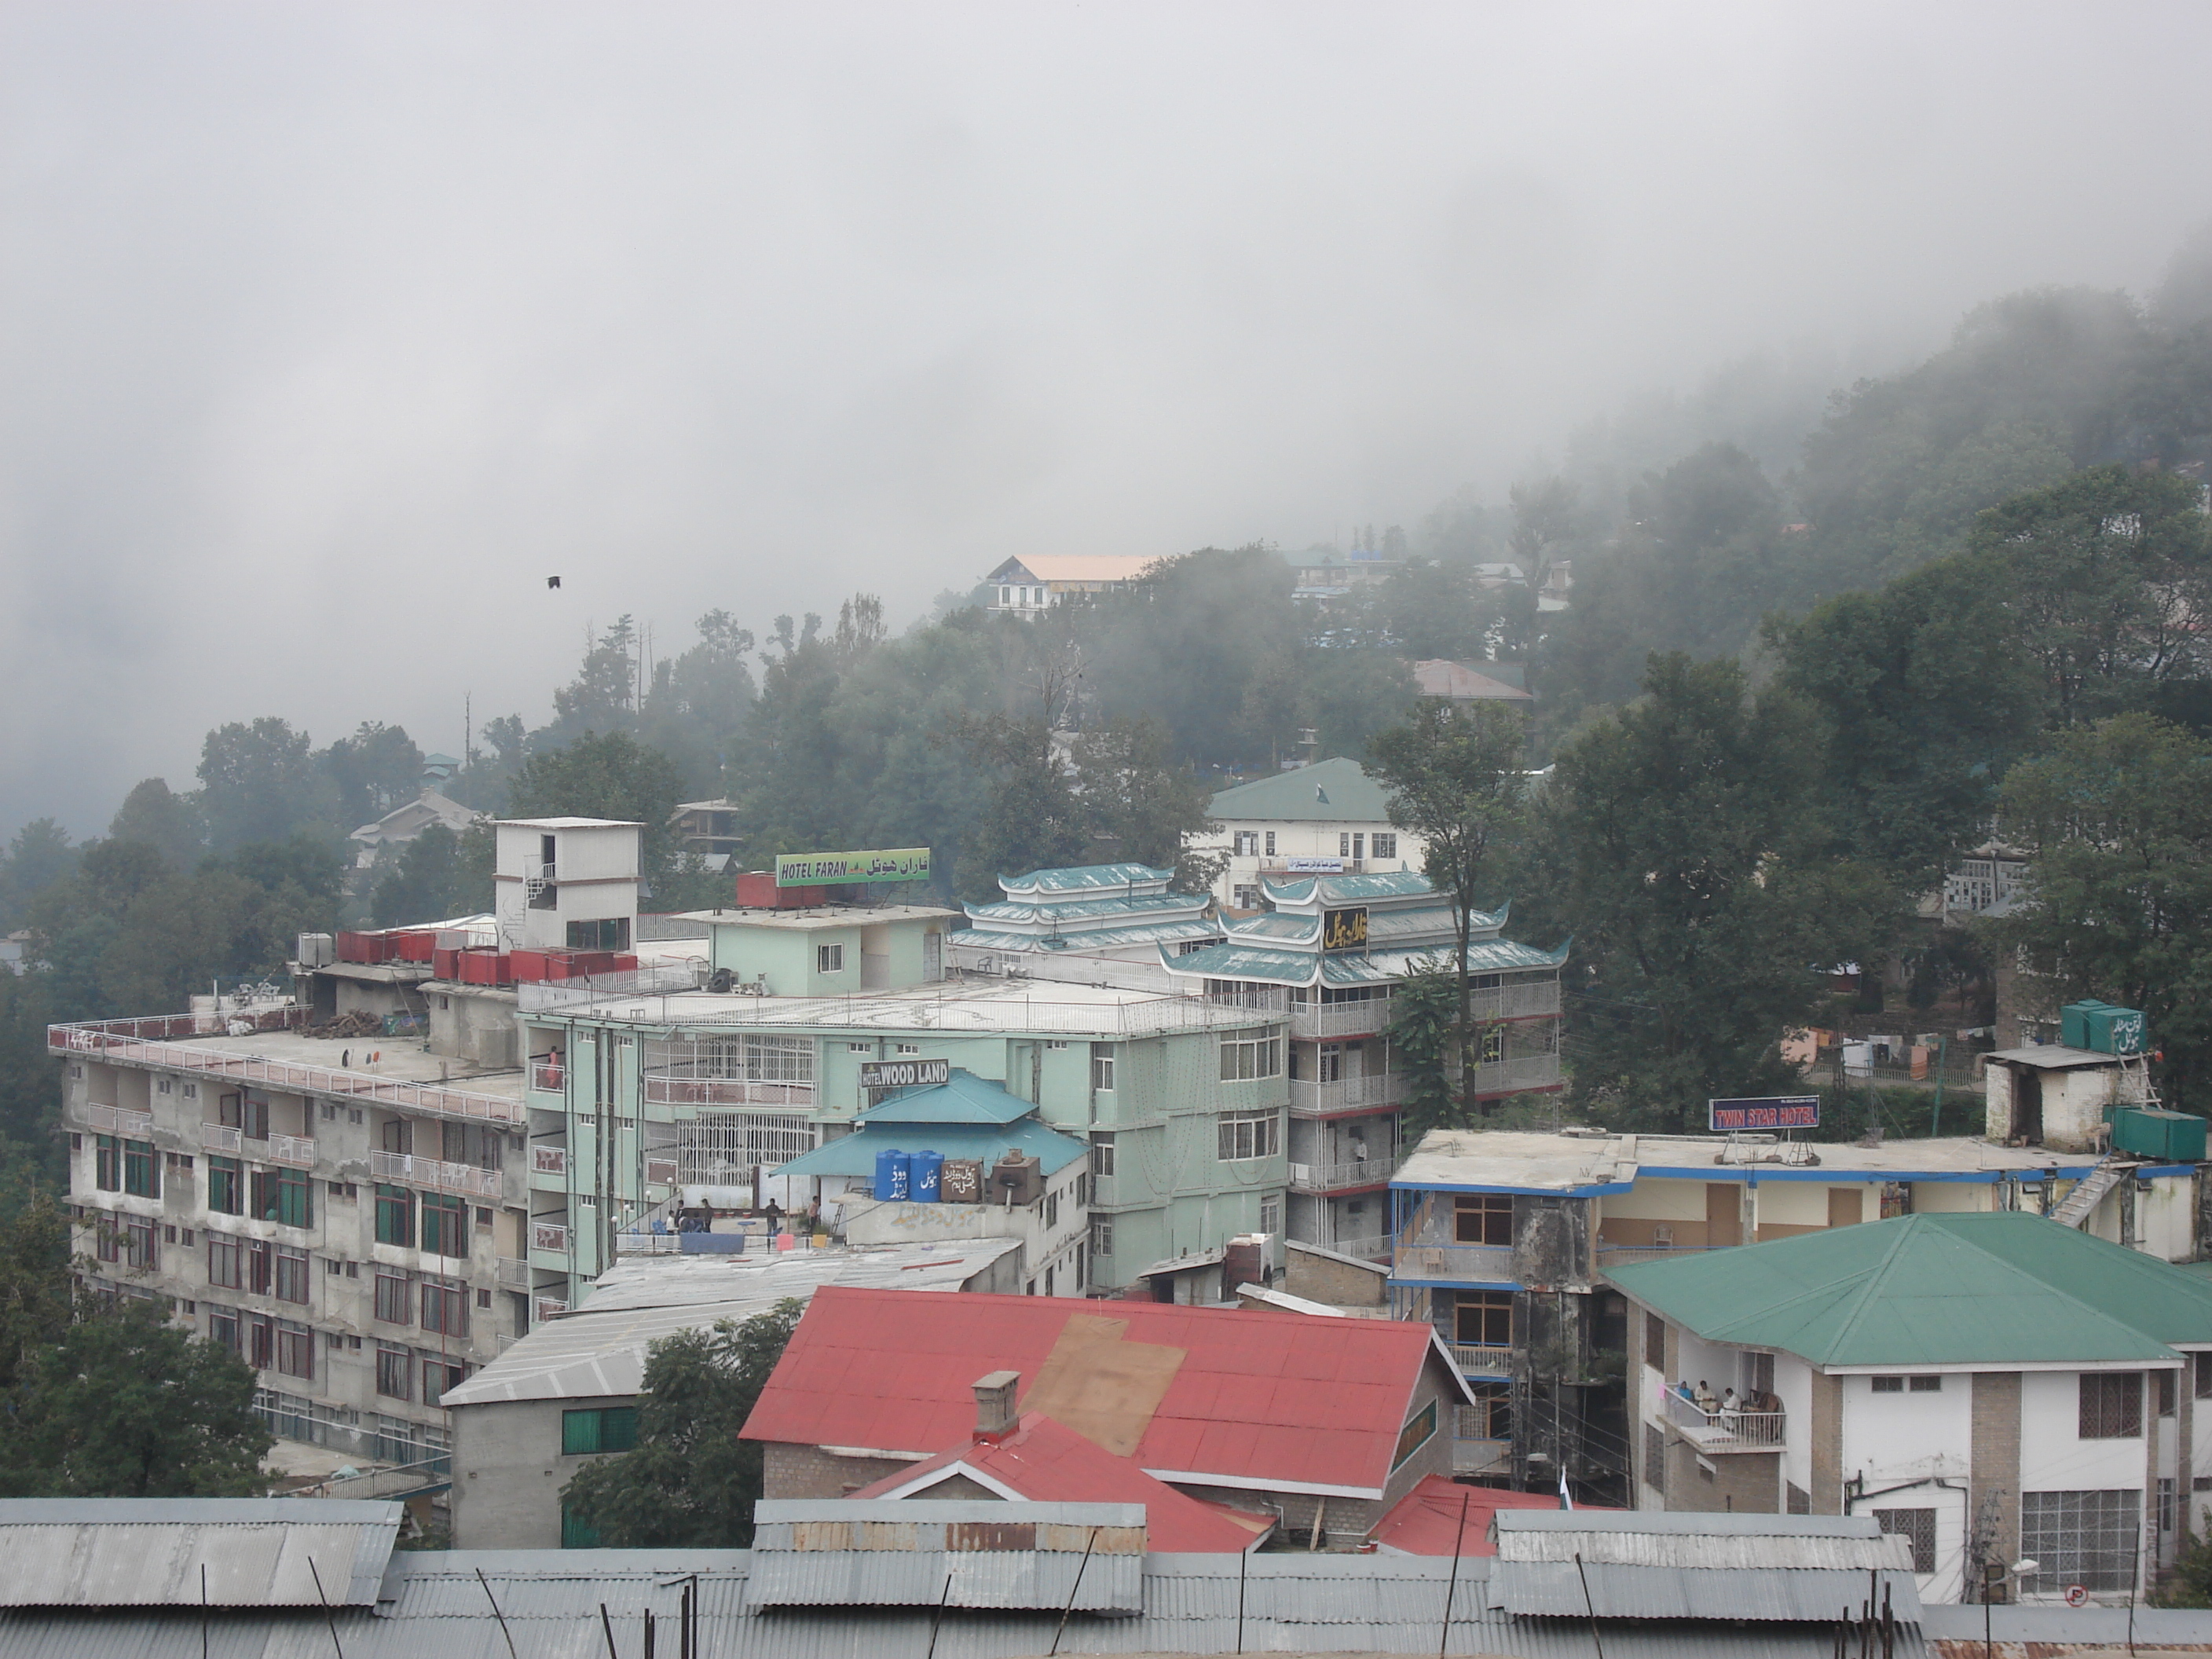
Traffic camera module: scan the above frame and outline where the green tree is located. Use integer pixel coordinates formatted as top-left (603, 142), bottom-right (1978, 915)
top-left (1988, 713), bottom-right (2212, 1111)
top-left (107, 779), bottom-right (206, 871)
top-left (372, 823), bottom-right (470, 925)
top-left (1070, 716), bottom-right (1218, 878)
top-left (198, 718), bottom-right (336, 854)
top-left (1368, 699), bottom-right (1529, 1115)
top-left (1383, 962), bottom-right (1463, 1137)
top-left (550, 616), bottom-right (643, 738)
top-left (0, 819), bottom-right (79, 929)
top-left (950, 713), bottom-right (1089, 900)
top-left (322, 722), bottom-right (426, 828)
top-left (560, 1299), bottom-right (803, 1547)
top-left (1529, 654), bottom-right (1885, 1133)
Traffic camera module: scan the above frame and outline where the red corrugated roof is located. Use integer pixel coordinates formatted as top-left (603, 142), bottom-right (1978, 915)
top-left (846, 1412), bottom-right (1272, 1553)
top-left (1367, 1475), bottom-right (1616, 1556)
top-left (742, 1288), bottom-right (1440, 1495)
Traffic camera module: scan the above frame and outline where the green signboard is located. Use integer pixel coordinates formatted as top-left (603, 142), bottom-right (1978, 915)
top-left (775, 848), bottom-right (932, 886)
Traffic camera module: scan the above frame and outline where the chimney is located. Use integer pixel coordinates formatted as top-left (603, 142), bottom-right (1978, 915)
top-left (972, 1370), bottom-right (1020, 1441)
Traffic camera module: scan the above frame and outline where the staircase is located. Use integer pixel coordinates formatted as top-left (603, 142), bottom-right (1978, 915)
top-left (2047, 1153), bottom-right (2132, 1229)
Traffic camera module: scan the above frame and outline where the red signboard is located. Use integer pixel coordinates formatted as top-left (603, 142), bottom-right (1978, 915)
top-left (1708, 1095), bottom-right (1820, 1132)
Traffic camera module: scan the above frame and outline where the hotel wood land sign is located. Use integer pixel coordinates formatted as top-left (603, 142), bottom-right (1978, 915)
top-left (859, 1058), bottom-right (950, 1090)
top-left (1320, 906), bottom-right (1369, 952)
top-left (1708, 1095), bottom-right (1820, 1132)
top-left (775, 848), bottom-right (932, 886)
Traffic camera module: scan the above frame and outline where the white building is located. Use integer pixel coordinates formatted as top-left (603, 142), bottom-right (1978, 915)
top-left (983, 555), bottom-right (1159, 617)
top-left (1613, 1212), bottom-right (2212, 1603)
top-left (1193, 758), bottom-right (1425, 913)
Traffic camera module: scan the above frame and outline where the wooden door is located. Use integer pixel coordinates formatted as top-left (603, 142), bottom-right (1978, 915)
top-left (1705, 1183), bottom-right (1741, 1247)
top-left (1828, 1186), bottom-right (1863, 1228)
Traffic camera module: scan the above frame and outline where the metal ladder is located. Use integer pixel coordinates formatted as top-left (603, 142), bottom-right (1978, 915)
top-left (2047, 1152), bottom-right (2133, 1229)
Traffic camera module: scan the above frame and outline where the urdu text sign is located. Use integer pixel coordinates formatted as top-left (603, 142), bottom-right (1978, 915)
top-left (775, 848), bottom-right (931, 886)
top-left (1708, 1095), bottom-right (1820, 1132)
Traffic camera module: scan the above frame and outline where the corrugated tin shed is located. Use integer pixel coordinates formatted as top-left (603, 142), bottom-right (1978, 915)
top-left (0, 1498), bottom-right (401, 1608)
top-left (1489, 1512), bottom-right (1919, 1624)
top-left (749, 1501), bottom-right (1145, 1612)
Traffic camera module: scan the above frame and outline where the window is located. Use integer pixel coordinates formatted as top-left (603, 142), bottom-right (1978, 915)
top-left (1455, 1193), bottom-right (1514, 1246)
top-left (247, 1240), bottom-right (273, 1296)
top-left (1339, 833), bottom-right (1351, 857)
top-left (421, 1279), bottom-right (471, 1337)
top-left (1910, 1375), bottom-right (1943, 1393)
top-left (1873, 1508), bottom-right (1936, 1575)
top-left (1467, 1379), bottom-right (1512, 1438)
top-left (2159, 1368), bottom-right (2177, 1416)
top-left (1264, 830), bottom-right (1277, 856)
top-left (1646, 1423), bottom-right (1665, 1493)
top-left (1372, 832), bottom-right (1397, 859)
top-left (2161, 1476), bottom-right (2177, 1536)
top-left (1871, 1376), bottom-right (1903, 1393)
top-left (275, 1320), bottom-right (314, 1381)
top-left (565, 917), bottom-right (631, 951)
top-left (375, 1185), bottom-right (414, 1247)
top-left (2197, 1353), bottom-right (2212, 1399)
top-left (562, 1406), bottom-right (640, 1455)
top-left (240, 1093), bottom-right (269, 1141)
top-left (848, 1042), bottom-right (870, 1053)
top-left (1392, 1399), bottom-right (1436, 1469)
top-left (1351, 833), bottom-right (1364, 861)
top-left (2080, 1372), bottom-right (2144, 1439)
top-left (163, 1152), bottom-right (194, 1174)
top-left (123, 1141), bottom-right (159, 1198)
top-left (328, 1181), bottom-right (357, 1201)
top-left (124, 1217), bottom-right (156, 1269)
top-left (374, 1273), bottom-right (412, 1324)
top-left (1233, 830), bottom-right (1258, 857)
top-left (420, 1192), bottom-right (468, 1259)
top-left (1090, 1045), bottom-right (1115, 1092)
top-left (93, 1217), bottom-right (121, 1263)
top-left (207, 1234), bottom-right (244, 1290)
top-left (1259, 1194), bottom-right (1281, 1236)
top-left (1232, 884), bottom-right (1262, 910)
top-left (1088, 1133), bottom-right (1117, 1180)
top-left (247, 1313), bottom-right (273, 1371)
top-left (1218, 1035), bottom-right (1281, 1081)
top-left (477, 1287), bottom-right (493, 1309)
top-left (424, 1356), bottom-right (469, 1404)
top-left (375, 1345), bottom-right (412, 1400)
top-left (895, 1042), bottom-right (918, 1055)
top-left (1090, 1218), bottom-right (1114, 1257)
top-left (273, 1246), bottom-right (310, 1306)
top-left (1645, 1311), bottom-right (1665, 1371)
top-left (208, 1306), bottom-right (240, 1354)
top-left (817, 943), bottom-right (844, 973)
top-left (2022, 1490), bottom-right (2142, 1593)
top-left (251, 1167), bottom-right (312, 1229)
top-left (1478, 1026), bottom-right (1504, 1065)
top-left (1455, 1291), bottom-right (1513, 1348)
top-left (94, 1135), bottom-right (121, 1192)
top-left (183, 1082), bottom-right (197, 1100)
top-left (1217, 1110), bottom-right (1280, 1162)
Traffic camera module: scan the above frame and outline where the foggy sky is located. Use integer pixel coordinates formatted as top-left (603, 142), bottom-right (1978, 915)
top-left (4, 1), bottom-right (2210, 837)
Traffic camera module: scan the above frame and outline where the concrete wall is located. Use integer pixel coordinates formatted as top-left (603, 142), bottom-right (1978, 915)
top-left (450, 1393), bottom-right (617, 1550)
top-left (1662, 1439), bottom-right (1780, 1512)
top-left (1969, 1372), bottom-right (2022, 1595)
top-left (760, 1439), bottom-right (917, 1499)
top-left (427, 985), bottom-right (521, 1068)
top-left (2020, 1367), bottom-right (2161, 1494)
top-left (1839, 1373), bottom-right (1972, 1485)
top-left (1285, 1243), bottom-right (1388, 1306)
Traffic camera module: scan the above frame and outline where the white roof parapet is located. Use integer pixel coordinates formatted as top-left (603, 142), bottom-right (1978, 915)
top-left (48, 1017), bottom-right (526, 1126)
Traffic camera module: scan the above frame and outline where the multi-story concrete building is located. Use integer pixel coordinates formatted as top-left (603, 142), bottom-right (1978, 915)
top-left (1192, 759), bottom-right (1427, 913)
top-left (1386, 1117), bottom-right (2211, 1507)
top-left (1614, 1213), bottom-right (2212, 1604)
top-left (1161, 872), bottom-right (1567, 1264)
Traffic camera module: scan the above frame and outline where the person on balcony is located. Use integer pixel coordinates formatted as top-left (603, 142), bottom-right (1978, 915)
top-left (1694, 1379), bottom-right (1718, 1414)
top-left (1719, 1386), bottom-right (1740, 1430)
top-left (540, 1046), bottom-right (564, 1087)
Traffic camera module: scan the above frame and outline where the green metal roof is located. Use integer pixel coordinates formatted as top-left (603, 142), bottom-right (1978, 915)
top-left (1157, 936), bottom-right (1568, 988)
top-left (1608, 1213), bottom-right (2212, 1368)
top-left (1259, 870), bottom-right (1444, 905)
top-left (855, 1070), bottom-right (1035, 1126)
top-left (998, 863), bottom-right (1174, 894)
top-left (1207, 757), bottom-right (1395, 823)
top-left (770, 1118), bottom-right (1088, 1181)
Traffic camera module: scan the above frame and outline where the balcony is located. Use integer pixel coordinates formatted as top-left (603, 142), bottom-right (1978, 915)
top-left (267, 1133), bottom-right (316, 1168)
top-left (529, 1062), bottom-right (566, 1093)
top-left (531, 1145), bottom-right (568, 1177)
top-left (1394, 1240), bottom-right (1518, 1283)
top-left (200, 1122), bottom-right (244, 1154)
top-left (534, 1296), bottom-right (568, 1323)
top-left (1467, 1053), bottom-right (1560, 1097)
top-left (1453, 1436), bottom-right (1512, 1478)
top-left (368, 1148), bottom-right (504, 1197)
top-left (641, 1074), bottom-right (816, 1109)
top-left (1287, 998), bottom-right (1392, 1041)
top-left (1665, 1391), bottom-right (1785, 1450)
top-left (1310, 1232), bottom-right (1390, 1261)
top-left (532, 1221), bottom-right (570, 1254)
top-left (1287, 1158), bottom-right (1393, 1195)
top-left (1288, 1072), bottom-right (1404, 1118)
top-left (85, 1103), bottom-right (156, 1138)
top-left (1449, 1342), bottom-right (1516, 1375)
top-left (1596, 1243), bottom-right (1729, 1269)
top-left (496, 1257), bottom-right (530, 1289)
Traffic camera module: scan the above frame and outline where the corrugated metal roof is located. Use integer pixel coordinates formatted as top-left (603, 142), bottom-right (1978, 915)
top-left (965, 892), bottom-right (1202, 923)
top-left (747, 1550), bottom-right (1142, 1613)
top-left (0, 1499), bottom-right (400, 1608)
top-left (0, 1549), bottom-right (1951, 1659)
top-left (998, 863), bottom-right (1175, 894)
top-left (1489, 1561), bottom-right (1921, 1623)
top-left (1207, 757), bottom-right (1394, 822)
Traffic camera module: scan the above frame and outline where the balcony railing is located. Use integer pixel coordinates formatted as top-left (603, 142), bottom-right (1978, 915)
top-left (1394, 1241), bottom-right (1518, 1282)
top-left (529, 1062), bottom-right (566, 1093)
top-left (267, 1133), bottom-right (316, 1168)
top-left (535, 1296), bottom-right (568, 1323)
top-left (1287, 1158), bottom-right (1394, 1193)
top-left (1309, 1232), bottom-right (1390, 1260)
top-left (641, 1074), bottom-right (816, 1109)
top-left (496, 1256), bottom-right (529, 1289)
top-left (1453, 1437), bottom-right (1512, 1478)
top-left (49, 1017), bottom-right (523, 1126)
top-left (200, 1122), bottom-right (244, 1154)
top-left (531, 1145), bottom-right (568, 1177)
top-left (368, 1148), bottom-right (503, 1197)
top-left (1596, 1243), bottom-right (1730, 1268)
top-left (84, 1103), bottom-right (157, 1137)
top-left (532, 1221), bottom-right (570, 1254)
top-left (1665, 1392), bottom-right (1785, 1448)
top-left (1448, 1343), bottom-right (1516, 1375)
top-left (1287, 999), bottom-right (1392, 1041)
top-left (1467, 1054), bottom-right (1560, 1097)
top-left (1288, 1072), bottom-right (1404, 1117)
top-left (1467, 981), bottom-right (1562, 1023)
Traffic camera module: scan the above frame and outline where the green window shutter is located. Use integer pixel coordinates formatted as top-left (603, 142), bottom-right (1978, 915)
top-left (562, 1408), bottom-right (602, 1455)
top-left (561, 1508), bottom-right (604, 1549)
top-left (602, 1406), bottom-right (639, 1452)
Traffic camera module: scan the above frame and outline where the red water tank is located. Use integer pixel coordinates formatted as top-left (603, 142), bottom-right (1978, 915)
top-left (734, 870), bottom-right (822, 910)
top-left (393, 931), bottom-right (436, 962)
top-left (432, 947), bottom-right (461, 980)
top-left (509, 949), bottom-right (550, 983)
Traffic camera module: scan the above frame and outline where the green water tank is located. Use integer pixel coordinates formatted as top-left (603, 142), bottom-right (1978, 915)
top-left (2110, 1107), bottom-right (2207, 1163)
top-left (2061, 1000), bottom-right (2148, 1056)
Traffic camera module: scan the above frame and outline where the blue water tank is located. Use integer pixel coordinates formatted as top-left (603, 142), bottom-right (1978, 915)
top-left (911, 1148), bottom-right (944, 1203)
top-left (874, 1147), bottom-right (910, 1201)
